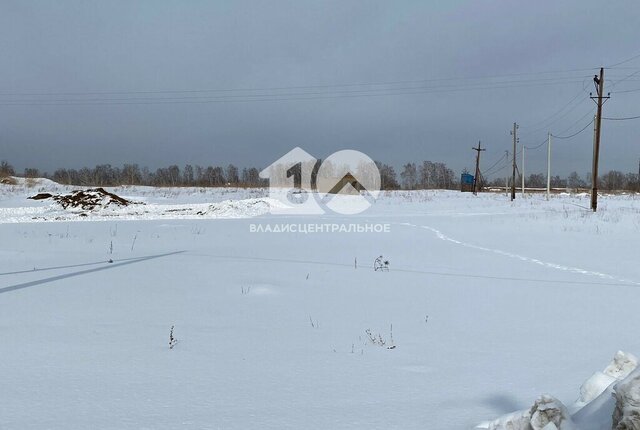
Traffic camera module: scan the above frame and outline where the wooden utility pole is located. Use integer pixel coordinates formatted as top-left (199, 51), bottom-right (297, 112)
top-left (521, 145), bottom-right (526, 196)
top-left (590, 67), bottom-right (608, 212)
top-left (591, 114), bottom-right (597, 190)
top-left (546, 133), bottom-right (552, 200)
top-left (505, 150), bottom-right (509, 196)
top-left (512, 123), bottom-right (517, 201)
top-left (472, 141), bottom-right (486, 195)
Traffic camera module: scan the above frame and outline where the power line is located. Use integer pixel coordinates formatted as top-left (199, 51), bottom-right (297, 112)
top-left (519, 87), bottom-right (588, 131)
top-left (481, 158), bottom-right (511, 178)
top-left (607, 52), bottom-right (640, 68)
top-left (609, 69), bottom-right (640, 89)
top-left (522, 106), bottom-right (595, 144)
top-left (0, 75), bottom-right (592, 99)
top-left (610, 87), bottom-right (640, 94)
top-left (0, 68), bottom-right (602, 98)
top-left (519, 95), bottom-right (591, 137)
top-left (481, 150), bottom-right (514, 178)
top-left (482, 160), bottom-right (509, 176)
top-left (524, 137), bottom-right (549, 150)
top-left (486, 162), bottom-right (510, 175)
top-left (0, 78), bottom-right (597, 106)
top-left (517, 71), bottom-right (639, 135)
top-left (552, 117), bottom-right (594, 139)
top-left (3, 67), bottom-right (639, 108)
top-left (550, 107), bottom-right (596, 136)
top-left (481, 153), bottom-right (508, 175)
top-left (602, 114), bottom-right (640, 121)
top-left (518, 73), bottom-right (630, 139)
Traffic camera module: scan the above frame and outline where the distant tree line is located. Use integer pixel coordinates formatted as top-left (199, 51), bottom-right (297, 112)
top-left (0, 161), bottom-right (290, 187)
top-left (1, 159), bottom-right (639, 191)
top-left (398, 161), bottom-right (456, 190)
top-left (6, 162), bottom-right (267, 188)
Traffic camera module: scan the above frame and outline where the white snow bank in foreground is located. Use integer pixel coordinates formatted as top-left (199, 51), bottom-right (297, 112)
top-left (612, 367), bottom-right (640, 429)
top-left (481, 395), bottom-right (575, 430)
top-left (574, 351), bottom-right (638, 411)
top-left (478, 351), bottom-right (638, 430)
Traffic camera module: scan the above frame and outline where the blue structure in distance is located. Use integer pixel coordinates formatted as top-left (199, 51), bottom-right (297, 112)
top-left (461, 173), bottom-right (474, 192)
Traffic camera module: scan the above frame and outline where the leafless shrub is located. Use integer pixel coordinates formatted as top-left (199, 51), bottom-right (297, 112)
top-left (169, 325), bottom-right (178, 349)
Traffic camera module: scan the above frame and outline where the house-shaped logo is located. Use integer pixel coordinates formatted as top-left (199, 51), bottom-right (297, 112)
top-left (260, 147), bottom-right (381, 215)
top-left (315, 149), bottom-right (381, 215)
top-left (259, 147), bottom-right (324, 214)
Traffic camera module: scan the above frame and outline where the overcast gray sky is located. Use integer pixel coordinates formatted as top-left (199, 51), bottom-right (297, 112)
top-left (1, 0), bottom-right (639, 178)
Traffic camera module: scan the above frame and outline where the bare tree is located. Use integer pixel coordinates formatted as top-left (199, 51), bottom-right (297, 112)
top-left (376, 162), bottom-right (399, 190)
top-left (400, 163), bottom-right (418, 190)
top-left (183, 164), bottom-right (194, 186)
top-left (0, 161), bottom-right (15, 177)
top-left (226, 164), bottom-right (239, 186)
top-left (23, 168), bottom-right (40, 178)
top-left (567, 172), bottom-right (585, 189)
top-left (601, 170), bottom-right (626, 191)
top-left (122, 164), bottom-right (141, 185)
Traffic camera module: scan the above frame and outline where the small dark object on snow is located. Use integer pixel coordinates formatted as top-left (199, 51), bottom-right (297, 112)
top-left (169, 325), bottom-right (178, 349)
top-left (374, 255), bottom-right (390, 272)
top-left (29, 192), bottom-right (53, 200)
top-left (108, 259), bottom-right (113, 264)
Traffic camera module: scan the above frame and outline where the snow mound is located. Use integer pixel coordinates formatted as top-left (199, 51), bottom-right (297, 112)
top-left (612, 367), bottom-right (640, 429)
top-left (202, 198), bottom-right (272, 218)
top-left (29, 188), bottom-right (135, 210)
top-left (479, 352), bottom-right (639, 430)
top-left (574, 351), bottom-right (638, 411)
top-left (0, 176), bottom-right (18, 185)
top-left (482, 409), bottom-right (530, 429)
top-left (1, 176), bottom-right (62, 188)
top-left (575, 372), bottom-right (617, 411)
top-left (0, 196), bottom-right (276, 222)
top-left (481, 395), bottom-right (575, 430)
top-left (605, 351), bottom-right (638, 380)
top-left (529, 395), bottom-right (575, 430)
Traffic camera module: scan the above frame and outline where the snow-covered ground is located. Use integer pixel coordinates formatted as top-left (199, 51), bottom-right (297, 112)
top-left (1, 180), bottom-right (640, 429)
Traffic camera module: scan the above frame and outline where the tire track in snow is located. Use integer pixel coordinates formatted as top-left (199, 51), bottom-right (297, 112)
top-left (398, 222), bottom-right (640, 286)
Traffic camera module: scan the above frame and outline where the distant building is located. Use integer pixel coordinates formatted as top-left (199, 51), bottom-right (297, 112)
top-left (460, 173), bottom-right (474, 192)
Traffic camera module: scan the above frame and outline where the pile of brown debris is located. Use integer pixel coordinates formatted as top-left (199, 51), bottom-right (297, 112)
top-left (29, 187), bottom-right (135, 210)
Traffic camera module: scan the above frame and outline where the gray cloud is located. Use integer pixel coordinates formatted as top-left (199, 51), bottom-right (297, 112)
top-left (1, 0), bottom-right (639, 178)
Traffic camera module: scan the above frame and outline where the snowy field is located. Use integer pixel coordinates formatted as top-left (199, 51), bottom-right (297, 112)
top-left (2, 179), bottom-right (640, 429)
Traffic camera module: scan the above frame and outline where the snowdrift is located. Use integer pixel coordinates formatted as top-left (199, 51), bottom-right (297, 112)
top-left (0, 181), bottom-right (287, 222)
top-left (478, 351), bottom-right (639, 430)
top-left (0, 195), bottom-right (276, 222)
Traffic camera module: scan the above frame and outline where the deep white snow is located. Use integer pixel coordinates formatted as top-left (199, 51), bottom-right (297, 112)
top-left (1, 181), bottom-right (640, 429)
